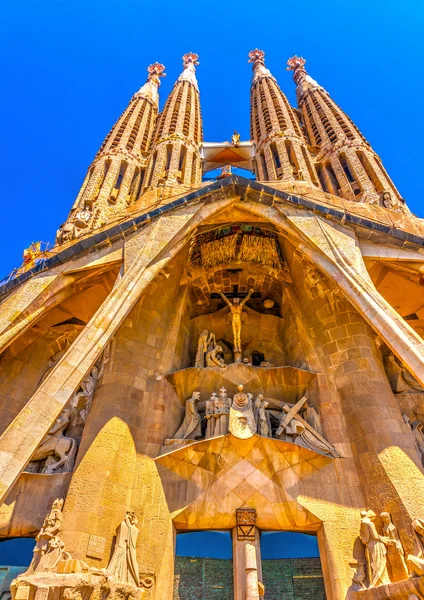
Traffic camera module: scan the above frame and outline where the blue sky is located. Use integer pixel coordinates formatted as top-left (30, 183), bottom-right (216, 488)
top-left (0, 0), bottom-right (423, 563)
top-left (0, 0), bottom-right (423, 279)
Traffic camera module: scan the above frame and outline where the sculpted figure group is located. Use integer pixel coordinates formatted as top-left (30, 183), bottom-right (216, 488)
top-left (26, 364), bottom-right (100, 474)
top-left (358, 509), bottom-right (424, 589)
top-left (20, 499), bottom-right (146, 591)
top-left (171, 388), bottom-right (338, 457)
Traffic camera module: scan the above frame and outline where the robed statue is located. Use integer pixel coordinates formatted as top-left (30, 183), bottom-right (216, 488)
top-left (108, 510), bottom-right (140, 587)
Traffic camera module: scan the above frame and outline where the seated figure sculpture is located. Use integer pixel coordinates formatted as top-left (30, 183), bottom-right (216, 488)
top-left (206, 344), bottom-right (225, 368)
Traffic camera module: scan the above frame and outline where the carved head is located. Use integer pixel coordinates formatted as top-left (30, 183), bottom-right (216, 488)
top-left (380, 512), bottom-right (391, 524)
top-left (52, 498), bottom-right (64, 511)
top-left (192, 391), bottom-right (201, 401)
top-left (237, 384), bottom-right (244, 392)
top-left (233, 297), bottom-right (240, 304)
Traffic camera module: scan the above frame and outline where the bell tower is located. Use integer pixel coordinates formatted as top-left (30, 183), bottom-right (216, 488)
top-left (249, 49), bottom-right (320, 188)
top-left (56, 62), bottom-right (165, 243)
top-left (144, 53), bottom-right (203, 191)
top-left (287, 55), bottom-right (405, 208)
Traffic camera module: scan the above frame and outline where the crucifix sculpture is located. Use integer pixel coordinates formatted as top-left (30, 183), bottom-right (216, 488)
top-left (218, 288), bottom-right (254, 361)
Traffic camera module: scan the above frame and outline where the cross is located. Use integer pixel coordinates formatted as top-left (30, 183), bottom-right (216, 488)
top-left (210, 285), bottom-right (261, 300)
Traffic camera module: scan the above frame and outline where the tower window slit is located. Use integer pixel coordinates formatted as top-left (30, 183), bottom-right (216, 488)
top-left (356, 151), bottom-right (384, 193)
top-left (260, 152), bottom-right (269, 180)
top-left (339, 152), bottom-right (361, 195)
top-left (325, 162), bottom-right (341, 195)
top-left (284, 140), bottom-right (301, 178)
top-left (316, 164), bottom-right (328, 193)
top-left (301, 146), bottom-right (319, 185)
top-left (115, 161), bottom-right (128, 190)
top-left (270, 142), bottom-right (281, 173)
top-left (165, 144), bottom-right (173, 171)
top-left (147, 152), bottom-right (157, 186)
top-left (178, 146), bottom-right (187, 181)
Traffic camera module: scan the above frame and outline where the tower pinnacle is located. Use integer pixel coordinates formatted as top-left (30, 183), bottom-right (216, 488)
top-left (287, 55), bottom-right (404, 207)
top-left (178, 52), bottom-right (199, 89)
top-left (134, 62), bottom-right (166, 105)
top-left (248, 49), bottom-right (274, 82)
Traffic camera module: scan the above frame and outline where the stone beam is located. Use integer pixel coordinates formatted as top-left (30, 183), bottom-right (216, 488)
top-left (0, 242), bottom-right (124, 354)
top-left (359, 240), bottom-right (424, 262)
top-left (0, 196), bottom-right (238, 505)
top-left (242, 201), bottom-right (424, 388)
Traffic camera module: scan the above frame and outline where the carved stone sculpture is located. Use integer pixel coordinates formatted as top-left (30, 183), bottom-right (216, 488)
top-left (173, 391), bottom-right (202, 440)
top-left (381, 512), bottom-right (408, 582)
top-left (25, 499), bottom-right (70, 574)
top-left (29, 408), bottom-right (76, 473)
top-left (206, 344), bottom-right (225, 368)
top-left (275, 397), bottom-right (338, 457)
top-left (384, 355), bottom-right (424, 394)
top-left (218, 289), bottom-right (254, 354)
top-left (404, 415), bottom-right (424, 466)
top-left (214, 387), bottom-right (231, 436)
top-left (205, 393), bottom-right (217, 438)
top-left (407, 518), bottom-right (424, 577)
top-left (107, 510), bottom-right (140, 587)
top-left (195, 330), bottom-right (213, 368)
top-left (28, 364), bottom-right (100, 473)
top-left (301, 400), bottom-right (323, 436)
top-left (229, 385), bottom-right (256, 439)
top-left (360, 510), bottom-right (390, 588)
top-left (253, 394), bottom-right (271, 437)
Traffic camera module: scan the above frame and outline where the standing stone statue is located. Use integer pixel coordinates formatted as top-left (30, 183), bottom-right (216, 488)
top-left (229, 385), bottom-right (256, 439)
top-left (205, 392), bottom-right (218, 438)
top-left (407, 518), bottom-right (424, 576)
top-left (359, 510), bottom-right (390, 587)
top-left (215, 387), bottom-right (231, 436)
top-left (195, 330), bottom-right (215, 368)
top-left (218, 289), bottom-right (254, 355)
top-left (253, 394), bottom-right (271, 437)
top-left (107, 510), bottom-right (140, 587)
top-left (173, 391), bottom-right (202, 440)
top-left (380, 512), bottom-right (408, 582)
top-left (25, 498), bottom-right (70, 574)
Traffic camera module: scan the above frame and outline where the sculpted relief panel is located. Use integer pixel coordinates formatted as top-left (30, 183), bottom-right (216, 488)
top-left (25, 364), bottom-right (100, 474)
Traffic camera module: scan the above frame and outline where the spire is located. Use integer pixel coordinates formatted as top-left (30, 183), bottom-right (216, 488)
top-left (178, 52), bottom-right (199, 90)
top-left (286, 56), bottom-right (322, 104)
top-left (248, 49), bottom-right (320, 188)
top-left (287, 55), bottom-right (405, 208)
top-left (248, 49), bottom-right (275, 83)
top-left (56, 62), bottom-right (165, 244)
top-left (133, 62), bottom-right (166, 105)
top-left (144, 53), bottom-right (203, 191)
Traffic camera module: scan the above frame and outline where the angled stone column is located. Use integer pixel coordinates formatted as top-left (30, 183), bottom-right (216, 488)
top-left (0, 207), bottom-right (201, 504)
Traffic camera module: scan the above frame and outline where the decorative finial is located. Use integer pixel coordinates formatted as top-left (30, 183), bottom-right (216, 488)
top-left (182, 53), bottom-right (199, 68)
top-left (287, 56), bottom-right (307, 84)
top-left (147, 62), bottom-right (166, 86)
top-left (248, 49), bottom-right (265, 66)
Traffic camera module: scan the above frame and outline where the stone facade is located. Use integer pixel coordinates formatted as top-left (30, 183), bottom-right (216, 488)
top-left (1, 50), bottom-right (424, 600)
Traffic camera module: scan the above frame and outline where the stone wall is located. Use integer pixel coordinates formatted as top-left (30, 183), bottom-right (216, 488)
top-left (173, 556), bottom-right (325, 600)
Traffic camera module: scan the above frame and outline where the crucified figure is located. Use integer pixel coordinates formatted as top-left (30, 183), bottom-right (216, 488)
top-left (218, 288), bottom-right (254, 353)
